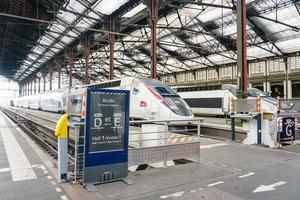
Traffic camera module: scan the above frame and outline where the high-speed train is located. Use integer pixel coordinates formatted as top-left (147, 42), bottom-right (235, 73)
top-left (13, 77), bottom-right (194, 121)
top-left (13, 90), bottom-right (65, 113)
top-left (66, 77), bottom-right (194, 120)
top-left (173, 84), bottom-right (277, 116)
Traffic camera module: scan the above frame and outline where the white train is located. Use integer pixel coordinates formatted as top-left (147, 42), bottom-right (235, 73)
top-left (13, 90), bottom-right (65, 113)
top-left (67, 77), bottom-right (194, 120)
top-left (173, 84), bottom-right (270, 116)
top-left (13, 77), bottom-right (194, 121)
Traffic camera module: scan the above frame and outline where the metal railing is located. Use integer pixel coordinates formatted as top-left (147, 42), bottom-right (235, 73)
top-left (128, 118), bottom-right (204, 167)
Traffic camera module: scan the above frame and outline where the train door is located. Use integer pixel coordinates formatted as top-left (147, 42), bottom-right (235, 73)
top-left (271, 82), bottom-right (284, 98)
top-left (292, 81), bottom-right (300, 98)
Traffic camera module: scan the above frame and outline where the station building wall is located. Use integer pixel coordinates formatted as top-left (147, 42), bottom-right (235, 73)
top-left (160, 54), bottom-right (300, 99)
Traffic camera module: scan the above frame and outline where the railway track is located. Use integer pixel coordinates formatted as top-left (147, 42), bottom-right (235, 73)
top-left (1, 107), bottom-right (75, 163)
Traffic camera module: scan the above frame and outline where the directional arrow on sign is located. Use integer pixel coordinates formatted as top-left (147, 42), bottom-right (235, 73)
top-left (252, 181), bottom-right (286, 193)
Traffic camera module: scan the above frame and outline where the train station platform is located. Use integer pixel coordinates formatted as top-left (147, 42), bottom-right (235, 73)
top-left (0, 111), bottom-right (69, 200)
top-left (1, 108), bottom-right (300, 200)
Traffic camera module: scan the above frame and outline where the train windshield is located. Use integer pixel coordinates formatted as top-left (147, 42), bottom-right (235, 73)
top-left (222, 84), bottom-right (265, 97)
top-left (248, 88), bottom-right (264, 97)
top-left (140, 78), bottom-right (192, 116)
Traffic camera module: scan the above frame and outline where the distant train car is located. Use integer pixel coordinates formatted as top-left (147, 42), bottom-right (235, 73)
top-left (67, 77), bottom-right (194, 121)
top-left (14, 96), bottom-right (29, 108)
top-left (13, 91), bottom-right (64, 113)
top-left (40, 91), bottom-right (64, 113)
top-left (28, 94), bottom-right (41, 110)
top-left (173, 84), bottom-right (270, 116)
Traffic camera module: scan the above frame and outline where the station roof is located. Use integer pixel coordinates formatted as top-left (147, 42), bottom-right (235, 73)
top-left (1, 0), bottom-right (300, 83)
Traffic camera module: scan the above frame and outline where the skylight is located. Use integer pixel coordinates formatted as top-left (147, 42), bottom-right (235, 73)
top-left (93, 0), bottom-right (129, 15)
top-left (122, 3), bottom-right (147, 18)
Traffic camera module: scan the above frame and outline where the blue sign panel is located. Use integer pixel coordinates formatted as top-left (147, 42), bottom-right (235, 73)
top-left (84, 88), bottom-right (130, 183)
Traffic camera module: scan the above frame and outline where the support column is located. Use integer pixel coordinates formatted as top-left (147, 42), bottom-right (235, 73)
top-left (236, 0), bottom-right (248, 98)
top-left (43, 73), bottom-right (46, 92)
top-left (68, 49), bottom-right (74, 87)
top-left (288, 80), bottom-right (292, 99)
top-left (38, 77), bottom-right (41, 93)
top-left (84, 37), bottom-right (90, 84)
top-left (27, 82), bottom-right (29, 95)
top-left (34, 78), bottom-right (36, 94)
top-left (150, 0), bottom-right (158, 79)
top-left (30, 80), bottom-right (33, 95)
top-left (109, 16), bottom-right (115, 80)
top-left (284, 57), bottom-right (290, 99)
top-left (57, 58), bottom-right (62, 89)
top-left (49, 63), bottom-right (54, 91)
top-left (19, 84), bottom-right (22, 96)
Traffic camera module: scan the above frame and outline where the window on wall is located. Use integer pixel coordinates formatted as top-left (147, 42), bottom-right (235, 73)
top-left (268, 59), bottom-right (285, 73)
top-left (195, 70), bottom-right (206, 82)
top-left (289, 56), bottom-right (300, 71)
top-left (176, 73), bottom-right (185, 83)
top-left (271, 83), bottom-right (284, 98)
top-left (292, 82), bottom-right (300, 98)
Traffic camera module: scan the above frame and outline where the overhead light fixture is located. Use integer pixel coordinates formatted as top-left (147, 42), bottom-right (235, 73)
top-left (122, 3), bottom-right (147, 18)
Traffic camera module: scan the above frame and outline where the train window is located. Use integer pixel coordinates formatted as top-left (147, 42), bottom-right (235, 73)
top-left (155, 87), bottom-right (172, 95)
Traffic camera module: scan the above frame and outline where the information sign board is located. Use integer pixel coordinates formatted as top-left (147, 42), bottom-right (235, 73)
top-left (84, 88), bottom-right (129, 183)
top-left (279, 117), bottom-right (295, 142)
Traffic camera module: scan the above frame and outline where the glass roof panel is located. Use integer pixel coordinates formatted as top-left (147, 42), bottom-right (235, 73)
top-left (67, 0), bottom-right (86, 13)
top-left (57, 10), bottom-right (77, 24)
top-left (197, 6), bottom-right (232, 23)
top-left (276, 38), bottom-right (300, 53)
top-left (247, 46), bottom-right (274, 59)
top-left (93, 0), bottom-right (129, 15)
top-left (122, 3), bottom-right (147, 18)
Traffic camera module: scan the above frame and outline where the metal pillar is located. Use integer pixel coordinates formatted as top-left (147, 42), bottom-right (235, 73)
top-left (68, 49), bottom-right (74, 87)
top-left (19, 84), bottom-right (22, 96)
top-left (150, 0), bottom-right (158, 79)
top-left (27, 82), bottom-right (29, 95)
top-left (84, 37), bottom-right (90, 84)
top-left (38, 77), bottom-right (41, 93)
top-left (30, 80), bottom-right (33, 95)
top-left (49, 63), bottom-right (53, 91)
top-left (43, 73), bottom-right (46, 92)
top-left (34, 78), bottom-right (36, 94)
top-left (57, 58), bottom-right (62, 89)
top-left (284, 57), bottom-right (289, 99)
top-left (109, 16), bottom-right (115, 80)
top-left (236, 0), bottom-right (248, 98)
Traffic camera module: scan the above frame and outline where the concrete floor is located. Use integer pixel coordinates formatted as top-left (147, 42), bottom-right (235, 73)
top-left (0, 111), bottom-right (69, 200)
top-left (61, 137), bottom-right (300, 200)
top-left (2, 108), bottom-right (300, 200)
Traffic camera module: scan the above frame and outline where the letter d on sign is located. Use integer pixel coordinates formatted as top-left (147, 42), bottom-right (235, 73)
top-left (94, 118), bottom-right (102, 127)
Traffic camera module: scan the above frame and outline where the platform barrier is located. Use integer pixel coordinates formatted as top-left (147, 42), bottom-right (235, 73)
top-left (128, 119), bottom-right (203, 168)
